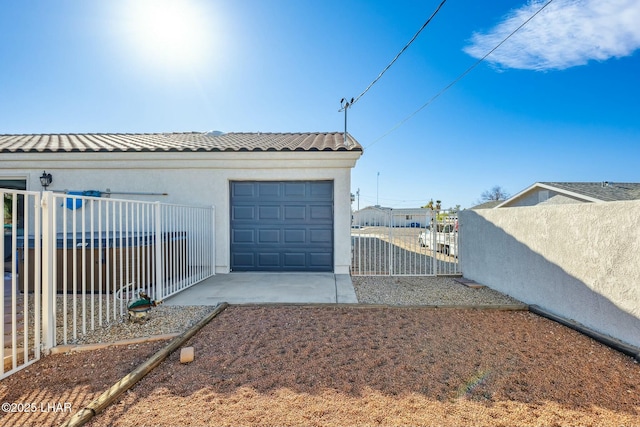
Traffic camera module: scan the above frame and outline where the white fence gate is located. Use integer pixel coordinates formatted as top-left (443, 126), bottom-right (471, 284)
top-left (2, 189), bottom-right (215, 378)
top-left (351, 207), bottom-right (460, 276)
top-left (2, 189), bottom-right (42, 378)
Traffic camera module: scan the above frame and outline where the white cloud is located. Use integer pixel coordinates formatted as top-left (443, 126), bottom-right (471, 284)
top-left (463, 0), bottom-right (640, 71)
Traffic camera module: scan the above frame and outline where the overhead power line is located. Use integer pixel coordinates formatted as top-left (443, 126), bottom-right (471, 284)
top-left (366, 0), bottom-right (555, 148)
top-left (341, 0), bottom-right (448, 112)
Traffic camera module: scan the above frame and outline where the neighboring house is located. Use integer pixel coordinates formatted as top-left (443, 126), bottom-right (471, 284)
top-left (0, 132), bottom-right (362, 274)
top-left (470, 200), bottom-right (502, 210)
top-left (352, 206), bottom-right (393, 227)
top-left (496, 182), bottom-right (640, 208)
top-left (352, 206), bottom-right (431, 227)
top-left (390, 208), bottom-right (432, 227)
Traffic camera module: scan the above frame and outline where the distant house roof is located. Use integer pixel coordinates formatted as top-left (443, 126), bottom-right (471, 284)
top-left (355, 206), bottom-right (430, 213)
top-left (0, 132), bottom-right (363, 153)
top-left (497, 181), bottom-right (640, 207)
top-left (357, 205), bottom-right (393, 211)
top-left (470, 200), bottom-right (502, 209)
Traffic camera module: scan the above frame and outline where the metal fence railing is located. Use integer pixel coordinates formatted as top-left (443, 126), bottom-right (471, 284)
top-left (2, 189), bottom-right (43, 379)
top-left (2, 189), bottom-right (215, 378)
top-left (351, 207), bottom-right (460, 276)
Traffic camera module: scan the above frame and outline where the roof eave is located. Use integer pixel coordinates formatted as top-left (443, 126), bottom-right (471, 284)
top-left (497, 182), bottom-right (605, 207)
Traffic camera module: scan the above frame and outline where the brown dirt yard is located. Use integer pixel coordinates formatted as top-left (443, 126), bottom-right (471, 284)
top-left (2, 305), bottom-right (638, 427)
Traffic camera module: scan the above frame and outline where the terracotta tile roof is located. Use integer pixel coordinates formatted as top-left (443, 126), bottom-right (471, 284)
top-left (0, 132), bottom-right (363, 153)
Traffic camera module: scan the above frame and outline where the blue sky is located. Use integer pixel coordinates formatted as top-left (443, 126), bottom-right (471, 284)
top-left (1, 0), bottom-right (638, 209)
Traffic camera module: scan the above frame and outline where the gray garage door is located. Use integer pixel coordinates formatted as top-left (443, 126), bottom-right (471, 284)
top-left (230, 181), bottom-right (334, 272)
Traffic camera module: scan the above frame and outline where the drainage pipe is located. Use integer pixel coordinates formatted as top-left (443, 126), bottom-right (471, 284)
top-left (61, 302), bottom-right (229, 427)
top-left (529, 304), bottom-right (640, 362)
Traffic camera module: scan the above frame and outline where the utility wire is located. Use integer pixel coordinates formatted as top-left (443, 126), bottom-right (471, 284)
top-left (366, 0), bottom-right (555, 148)
top-left (343, 0), bottom-right (448, 111)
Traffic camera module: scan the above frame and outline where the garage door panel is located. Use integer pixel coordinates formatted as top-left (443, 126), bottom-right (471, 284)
top-left (310, 229), bottom-right (331, 243)
top-left (284, 253), bottom-right (305, 268)
top-left (310, 181), bottom-right (333, 197)
top-left (258, 253), bottom-right (280, 267)
top-left (232, 229), bottom-right (255, 244)
top-left (230, 181), bottom-right (333, 272)
top-left (232, 183), bottom-right (255, 197)
top-left (259, 206), bottom-right (281, 220)
top-left (259, 182), bottom-right (281, 197)
top-left (310, 205), bottom-right (332, 220)
top-left (309, 253), bottom-right (332, 267)
top-left (284, 229), bottom-right (305, 243)
top-left (232, 206), bottom-right (255, 221)
top-left (284, 182), bottom-right (306, 197)
top-left (284, 205), bottom-right (306, 220)
top-left (232, 253), bottom-right (255, 268)
top-left (258, 229), bottom-right (280, 244)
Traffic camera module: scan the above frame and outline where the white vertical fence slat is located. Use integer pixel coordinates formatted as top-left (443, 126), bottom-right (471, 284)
top-left (351, 207), bottom-right (460, 276)
top-left (0, 188), bottom-right (215, 378)
top-left (41, 191), bottom-right (56, 351)
top-left (1, 190), bottom-right (44, 379)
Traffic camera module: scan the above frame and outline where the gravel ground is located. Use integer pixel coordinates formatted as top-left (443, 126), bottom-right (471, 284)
top-left (63, 276), bottom-right (522, 345)
top-left (89, 307), bottom-right (640, 427)
top-left (352, 276), bottom-right (523, 306)
top-left (2, 277), bottom-right (639, 427)
top-left (62, 303), bottom-right (216, 345)
top-left (13, 296), bottom-right (216, 349)
top-left (11, 276), bottom-right (514, 349)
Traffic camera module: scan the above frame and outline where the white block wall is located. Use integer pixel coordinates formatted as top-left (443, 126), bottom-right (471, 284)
top-left (459, 200), bottom-right (640, 348)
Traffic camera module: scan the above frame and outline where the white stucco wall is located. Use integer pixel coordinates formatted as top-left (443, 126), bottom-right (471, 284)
top-left (460, 201), bottom-right (640, 348)
top-left (1, 150), bottom-right (361, 274)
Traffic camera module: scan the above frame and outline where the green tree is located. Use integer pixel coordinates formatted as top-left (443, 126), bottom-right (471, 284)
top-left (421, 199), bottom-right (442, 210)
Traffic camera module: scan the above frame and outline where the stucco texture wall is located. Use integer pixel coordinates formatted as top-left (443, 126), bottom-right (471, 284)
top-left (459, 201), bottom-right (640, 348)
top-left (1, 151), bottom-right (359, 274)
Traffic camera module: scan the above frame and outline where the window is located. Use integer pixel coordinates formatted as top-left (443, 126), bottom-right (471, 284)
top-left (1, 179), bottom-right (27, 230)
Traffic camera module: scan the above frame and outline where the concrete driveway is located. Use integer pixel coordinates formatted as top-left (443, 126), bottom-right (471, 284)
top-left (163, 273), bottom-right (358, 305)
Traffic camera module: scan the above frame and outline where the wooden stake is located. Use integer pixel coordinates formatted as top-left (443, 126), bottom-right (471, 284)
top-left (61, 302), bottom-right (228, 427)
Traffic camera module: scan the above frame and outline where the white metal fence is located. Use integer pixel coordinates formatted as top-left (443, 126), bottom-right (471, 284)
top-left (2, 189), bottom-right (215, 378)
top-left (351, 207), bottom-right (460, 276)
top-left (2, 189), bottom-right (42, 379)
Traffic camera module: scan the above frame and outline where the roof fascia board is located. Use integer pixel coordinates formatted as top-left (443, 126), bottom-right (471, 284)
top-left (0, 151), bottom-right (361, 170)
top-left (495, 182), bottom-right (539, 208)
top-left (497, 182), bottom-right (604, 207)
top-left (0, 149), bottom-right (362, 162)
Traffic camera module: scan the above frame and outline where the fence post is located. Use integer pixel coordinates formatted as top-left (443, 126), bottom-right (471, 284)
top-left (388, 210), bottom-right (393, 275)
top-left (211, 206), bottom-right (216, 275)
top-left (154, 202), bottom-right (164, 301)
top-left (41, 191), bottom-right (55, 351)
top-left (457, 217), bottom-right (462, 275)
top-left (431, 210), bottom-right (437, 276)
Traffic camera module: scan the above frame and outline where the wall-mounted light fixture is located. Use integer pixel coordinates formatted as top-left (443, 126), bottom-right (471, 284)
top-left (40, 171), bottom-right (53, 190)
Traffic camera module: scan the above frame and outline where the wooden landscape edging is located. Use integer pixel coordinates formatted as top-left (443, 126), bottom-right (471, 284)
top-left (227, 302), bottom-right (530, 311)
top-left (60, 302), bottom-right (229, 427)
top-left (50, 333), bottom-right (180, 354)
